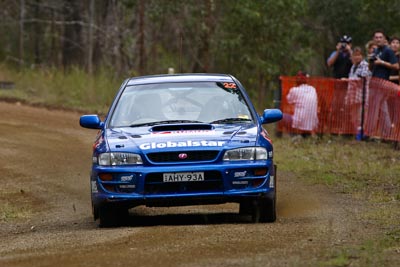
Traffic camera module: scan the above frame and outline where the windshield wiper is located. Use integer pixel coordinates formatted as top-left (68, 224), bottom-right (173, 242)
top-left (209, 118), bottom-right (253, 124)
top-left (130, 120), bottom-right (203, 127)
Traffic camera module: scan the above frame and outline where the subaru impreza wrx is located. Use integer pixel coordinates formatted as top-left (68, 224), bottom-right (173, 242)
top-left (80, 74), bottom-right (282, 227)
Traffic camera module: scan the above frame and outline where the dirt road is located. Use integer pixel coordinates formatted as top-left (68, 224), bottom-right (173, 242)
top-left (0, 101), bottom-right (393, 267)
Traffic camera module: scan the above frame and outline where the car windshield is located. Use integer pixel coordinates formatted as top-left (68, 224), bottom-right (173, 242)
top-left (109, 81), bottom-right (254, 127)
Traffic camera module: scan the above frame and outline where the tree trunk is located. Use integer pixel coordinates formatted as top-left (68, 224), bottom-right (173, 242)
top-left (258, 71), bottom-right (266, 111)
top-left (138, 0), bottom-right (146, 75)
top-left (62, 0), bottom-right (83, 69)
top-left (192, 0), bottom-right (214, 73)
top-left (92, 0), bottom-right (109, 68)
top-left (19, 0), bottom-right (25, 68)
top-left (87, 0), bottom-right (94, 74)
top-left (33, 0), bottom-right (41, 66)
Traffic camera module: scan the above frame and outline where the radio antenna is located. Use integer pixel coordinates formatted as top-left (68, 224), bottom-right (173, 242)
top-left (179, 32), bottom-right (183, 73)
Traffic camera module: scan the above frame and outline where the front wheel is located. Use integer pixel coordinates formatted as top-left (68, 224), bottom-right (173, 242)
top-left (98, 205), bottom-right (128, 228)
top-left (251, 196), bottom-right (276, 223)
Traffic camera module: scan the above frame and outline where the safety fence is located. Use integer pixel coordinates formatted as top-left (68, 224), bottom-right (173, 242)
top-left (277, 76), bottom-right (400, 141)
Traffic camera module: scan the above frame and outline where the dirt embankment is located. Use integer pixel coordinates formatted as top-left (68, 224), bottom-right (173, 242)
top-left (0, 102), bottom-right (398, 267)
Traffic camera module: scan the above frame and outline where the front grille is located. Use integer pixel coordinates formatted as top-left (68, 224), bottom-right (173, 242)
top-left (144, 171), bottom-right (223, 194)
top-left (147, 150), bottom-right (219, 163)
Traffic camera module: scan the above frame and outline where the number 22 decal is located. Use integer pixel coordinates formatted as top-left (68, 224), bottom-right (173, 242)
top-left (223, 82), bottom-right (237, 89)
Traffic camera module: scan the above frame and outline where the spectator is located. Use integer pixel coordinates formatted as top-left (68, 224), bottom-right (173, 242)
top-left (367, 30), bottom-right (399, 138)
top-left (388, 37), bottom-right (400, 147)
top-left (285, 71), bottom-right (319, 134)
top-left (343, 47), bottom-right (371, 137)
top-left (365, 40), bottom-right (377, 62)
top-left (368, 30), bottom-right (399, 80)
top-left (389, 36), bottom-right (399, 84)
top-left (347, 47), bottom-right (372, 79)
top-left (327, 35), bottom-right (353, 78)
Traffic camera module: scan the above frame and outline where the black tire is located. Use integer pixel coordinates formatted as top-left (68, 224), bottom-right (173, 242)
top-left (92, 202), bottom-right (99, 221)
top-left (98, 205), bottom-right (128, 228)
top-left (250, 164), bottom-right (277, 223)
top-left (251, 196), bottom-right (276, 223)
top-left (239, 201), bottom-right (252, 216)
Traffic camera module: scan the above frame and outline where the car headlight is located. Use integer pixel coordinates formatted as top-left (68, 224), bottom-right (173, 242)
top-left (98, 152), bottom-right (143, 166)
top-left (223, 147), bottom-right (267, 161)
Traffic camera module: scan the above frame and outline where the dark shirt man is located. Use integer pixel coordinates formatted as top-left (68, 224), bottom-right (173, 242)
top-left (369, 31), bottom-right (399, 80)
top-left (366, 30), bottom-right (399, 139)
top-left (389, 36), bottom-right (399, 84)
top-left (327, 35), bottom-right (353, 78)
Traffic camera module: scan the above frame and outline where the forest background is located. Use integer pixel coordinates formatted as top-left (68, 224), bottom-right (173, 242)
top-left (0, 0), bottom-right (399, 112)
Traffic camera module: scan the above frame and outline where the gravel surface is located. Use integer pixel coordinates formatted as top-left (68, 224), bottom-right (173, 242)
top-left (0, 101), bottom-right (394, 267)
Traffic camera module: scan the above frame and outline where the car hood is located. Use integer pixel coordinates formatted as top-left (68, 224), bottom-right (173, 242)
top-left (105, 124), bottom-right (259, 152)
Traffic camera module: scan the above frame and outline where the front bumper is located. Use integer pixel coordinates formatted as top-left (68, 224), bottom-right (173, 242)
top-left (90, 160), bottom-right (276, 209)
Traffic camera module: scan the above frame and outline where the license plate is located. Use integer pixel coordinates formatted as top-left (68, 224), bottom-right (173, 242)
top-left (163, 172), bottom-right (204, 182)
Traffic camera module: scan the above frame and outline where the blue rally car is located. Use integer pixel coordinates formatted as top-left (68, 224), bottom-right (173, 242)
top-left (80, 74), bottom-right (282, 227)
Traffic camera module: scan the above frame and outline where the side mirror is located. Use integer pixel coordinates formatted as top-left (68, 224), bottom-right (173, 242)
top-left (260, 109), bottom-right (283, 124)
top-left (80, 115), bottom-right (104, 129)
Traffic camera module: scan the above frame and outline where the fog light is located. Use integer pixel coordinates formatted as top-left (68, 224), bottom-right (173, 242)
top-left (252, 179), bottom-right (264, 188)
top-left (103, 184), bottom-right (115, 192)
top-left (99, 173), bottom-right (113, 181)
top-left (254, 168), bottom-right (267, 176)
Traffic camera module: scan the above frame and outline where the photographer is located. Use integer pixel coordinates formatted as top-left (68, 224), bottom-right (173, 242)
top-left (369, 30), bottom-right (399, 80)
top-left (327, 35), bottom-right (353, 78)
top-left (366, 30), bottom-right (399, 139)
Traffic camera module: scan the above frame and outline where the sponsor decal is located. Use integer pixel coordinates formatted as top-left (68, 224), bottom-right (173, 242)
top-left (222, 82), bottom-right (237, 89)
top-left (120, 175), bottom-right (134, 182)
top-left (232, 180), bottom-right (249, 185)
top-left (234, 171), bottom-right (247, 178)
top-left (152, 130), bottom-right (214, 136)
top-left (93, 136), bottom-right (104, 150)
top-left (268, 151), bottom-right (273, 158)
top-left (119, 184), bottom-right (136, 189)
top-left (139, 140), bottom-right (225, 150)
top-left (261, 129), bottom-right (272, 143)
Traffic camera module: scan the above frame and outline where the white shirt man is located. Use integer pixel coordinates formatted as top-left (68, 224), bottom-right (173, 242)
top-left (286, 83), bottom-right (319, 132)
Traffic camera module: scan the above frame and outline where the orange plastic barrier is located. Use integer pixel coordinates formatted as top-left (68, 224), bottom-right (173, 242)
top-left (278, 76), bottom-right (400, 141)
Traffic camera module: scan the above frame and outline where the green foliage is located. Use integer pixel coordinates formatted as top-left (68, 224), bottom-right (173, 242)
top-left (216, 0), bottom-right (310, 77)
top-left (1, 0), bottom-right (400, 109)
top-left (309, 0), bottom-right (400, 76)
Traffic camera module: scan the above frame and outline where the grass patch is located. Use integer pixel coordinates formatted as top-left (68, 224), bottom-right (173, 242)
top-left (0, 64), bottom-right (121, 114)
top-left (0, 202), bottom-right (31, 221)
top-left (0, 190), bottom-right (35, 222)
top-left (273, 134), bottom-right (400, 201)
top-left (272, 133), bottom-right (400, 266)
top-left (319, 235), bottom-right (400, 267)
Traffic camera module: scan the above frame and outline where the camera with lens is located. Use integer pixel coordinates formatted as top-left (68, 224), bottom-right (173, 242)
top-left (369, 53), bottom-right (378, 63)
top-left (339, 35), bottom-right (352, 50)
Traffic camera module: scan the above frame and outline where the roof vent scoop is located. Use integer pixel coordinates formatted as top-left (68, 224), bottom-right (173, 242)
top-left (151, 123), bottom-right (213, 132)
